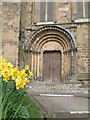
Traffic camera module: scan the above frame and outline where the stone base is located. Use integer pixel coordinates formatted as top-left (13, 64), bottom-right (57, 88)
top-left (70, 75), bottom-right (78, 84)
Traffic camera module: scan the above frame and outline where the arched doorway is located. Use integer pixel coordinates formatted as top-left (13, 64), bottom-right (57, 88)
top-left (25, 25), bottom-right (77, 83)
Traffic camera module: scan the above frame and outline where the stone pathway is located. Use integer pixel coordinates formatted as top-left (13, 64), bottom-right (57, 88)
top-left (27, 81), bottom-right (89, 119)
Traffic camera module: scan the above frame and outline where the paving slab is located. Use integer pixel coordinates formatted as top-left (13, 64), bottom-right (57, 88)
top-left (28, 91), bottom-right (89, 119)
top-left (27, 82), bottom-right (89, 119)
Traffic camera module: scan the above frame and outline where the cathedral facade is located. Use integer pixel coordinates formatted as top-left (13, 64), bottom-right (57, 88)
top-left (1, 1), bottom-right (90, 83)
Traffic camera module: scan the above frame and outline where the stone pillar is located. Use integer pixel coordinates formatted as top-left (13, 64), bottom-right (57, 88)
top-left (64, 52), bottom-right (67, 82)
top-left (66, 51), bottom-right (70, 82)
top-left (34, 53), bottom-right (37, 76)
top-left (37, 53), bottom-right (40, 77)
top-left (27, 51), bottom-right (29, 65)
top-left (70, 50), bottom-right (77, 83)
top-left (39, 52), bottom-right (42, 80)
top-left (33, 53), bottom-right (35, 74)
top-left (27, 51), bottom-right (31, 67)
top-left (25, 51), bottom-right (28, 65)
top-left (67, 51), bottom-right (70, 80)
top-left (31, 53), bottom-right (34, 72)
top-left (35, 53), bottom-right (37, 76)
top-left (73, 50), bottom-right (77, 81)
top-left (65, 52), bottom-right (68, 81)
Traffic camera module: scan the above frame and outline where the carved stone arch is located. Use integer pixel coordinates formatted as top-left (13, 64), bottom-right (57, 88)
top-left (26, 25), bottom-right (77, 83)
top-left (28, 25), bottom-right (76, 49)
top-left (36, 33), bottom-right (70, 50)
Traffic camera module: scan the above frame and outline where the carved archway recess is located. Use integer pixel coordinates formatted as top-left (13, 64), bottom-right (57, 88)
top-left (26, 25), bottom-right (77, 83)
top-left (35, 33), bottom-right (69, 51)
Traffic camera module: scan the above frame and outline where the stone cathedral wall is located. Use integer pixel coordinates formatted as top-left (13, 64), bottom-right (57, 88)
top-left (1, 2), bottom-right (89, 81)
top-left (1, 3), bottom-right (20, 66)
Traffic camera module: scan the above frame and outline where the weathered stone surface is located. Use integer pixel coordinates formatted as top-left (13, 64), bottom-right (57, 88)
top-left (1, 2), bottom-right (89, 82)
top-left (2, 3), bottom-right (20, 66)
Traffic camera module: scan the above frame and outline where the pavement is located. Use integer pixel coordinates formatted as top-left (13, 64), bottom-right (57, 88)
top-left (27, 82), bottom-right (89, 119)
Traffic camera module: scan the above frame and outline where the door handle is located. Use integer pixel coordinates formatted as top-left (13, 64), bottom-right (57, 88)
top-left (53, 69), bottom-right (54, 71)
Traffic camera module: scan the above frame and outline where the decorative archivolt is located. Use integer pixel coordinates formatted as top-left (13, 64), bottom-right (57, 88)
top-left (26, 25), bottom-right (77, 52)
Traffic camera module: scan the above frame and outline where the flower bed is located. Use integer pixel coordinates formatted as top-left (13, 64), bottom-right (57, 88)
top-left (0, 56), bottom-right (42, 119)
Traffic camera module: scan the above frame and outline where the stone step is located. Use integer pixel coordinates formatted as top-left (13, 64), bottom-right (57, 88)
top-left (28, 81), bottom-right (88, 94)
top-left (30, 81), bottom-right (82, 87)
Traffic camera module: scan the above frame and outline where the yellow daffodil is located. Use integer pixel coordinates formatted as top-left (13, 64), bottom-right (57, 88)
top-left (16, 77), bottom-right (25, 89)
top-left (20, 70), bottom-right (27, 79)
top-left (6, 62), bottom-right (13, 70)
top-left (3, 58), bottom-right (7, 63)
top-left (2, 69), bottom-right (10, 81)
top-left (29, 72), bottom-right (34, 77)
top-left (24, 78), bottom-right (29, 84)
top-left (0, 61), bottom-right (7, 68)
top-left (24, 65), bottom-right (30, 71)
top-left (0, 55), bottom-right (2, 60)
top-left (3, 69), bottom-right (10, 77)
top-left (3, 75), bottom-right (10, 82)
top-left (0, 67), bottom-right (3, 76)
top-left (0, 56), bottom-right (2, 62)
top-left (11, 67), bottom-right (19, 80)
top-left (0, 55), bottom-right (31, 90)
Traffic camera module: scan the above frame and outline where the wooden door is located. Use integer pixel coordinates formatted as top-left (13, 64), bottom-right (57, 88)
top-left (43, 51), bottom-right (61, 82)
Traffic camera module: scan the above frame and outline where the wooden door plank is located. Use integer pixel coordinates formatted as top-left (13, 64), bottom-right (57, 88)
top-left (43, 51), bottom-right (52, 81)
top-left (52, 51), bottom-right (61, 82)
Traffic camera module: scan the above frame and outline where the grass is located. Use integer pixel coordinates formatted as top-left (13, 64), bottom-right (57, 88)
top-left (23, 93), bottom-right (43, 119)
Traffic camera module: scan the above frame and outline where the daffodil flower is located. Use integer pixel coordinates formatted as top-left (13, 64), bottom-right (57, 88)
top-left (6, 62), bottom-right (13, 70)
top-left (29, 72), bottom-right (34, 77)
top-left (0, 55), bottom-right (34, 90)
top-left (16, 77), bottom-right (25, 89)
top-left (24, 65), bottom-right (30, 71)
top-left (20, 70), bottom-right (27, 79)
top-left (11, 67), bottom-right (19, 80)
top-left (2, 69), bottom-right (11, 81)
top-left (24, 78), bottom-right (29, 84)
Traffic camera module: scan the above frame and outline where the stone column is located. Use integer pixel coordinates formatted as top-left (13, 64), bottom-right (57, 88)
top-left (73, 50), bottom-right (77, 81)
top-left (34, 53), bottom-right (37, 76)
top-left (37, 53), bottom-right (40, 77)
top-left (70, 50), bottom-right (77, 83)
top-left (25, 51), bottom-right (28, 65)
top-left (67, 51), bottom-right (70, 81)
top-left (35, 53), bottom-right (38, 77)
top-left (27, 51), bottom-right (29, 65)
top-left (64, 52), bottom-right (67, 82)
top-left (33, 53), bottom-right (35, 74)
top-left (31, 53), bottom-right (34, 72)
top-left (29, 51), bottom-right (31, 67)
top-left (28, 51), bottom-right (31, 67)
top-left (66, 51), bottom-right (70, 82)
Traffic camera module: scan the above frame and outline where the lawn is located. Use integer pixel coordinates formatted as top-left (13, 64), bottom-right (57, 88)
top-left (23, 93), bottom-right (43, 119)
